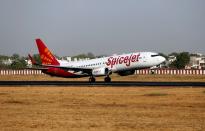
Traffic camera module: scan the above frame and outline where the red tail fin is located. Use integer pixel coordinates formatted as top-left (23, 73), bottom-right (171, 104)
top-left (36, 39), bottom-right (60, 65)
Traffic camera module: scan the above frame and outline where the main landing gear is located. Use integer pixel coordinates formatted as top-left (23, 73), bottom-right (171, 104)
top-left (89, 76), bottom-right (96, 82)
top-left (89, 75), bottom-right (111, 82)
top-left (104, 76), bottom-right (111, 82)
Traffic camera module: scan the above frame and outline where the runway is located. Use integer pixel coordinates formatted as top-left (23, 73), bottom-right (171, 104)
top-left (0, 81), bottom-right (205, 87)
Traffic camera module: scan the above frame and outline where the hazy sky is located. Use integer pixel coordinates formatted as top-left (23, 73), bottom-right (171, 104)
top-left (0, 0), bottom-right (204, 56)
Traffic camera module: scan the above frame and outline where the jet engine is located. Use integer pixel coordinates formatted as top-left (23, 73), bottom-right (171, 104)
top-left (117, 70), bottom-right (135, 76)
top-left (92, 67), bottom-right (110, 76)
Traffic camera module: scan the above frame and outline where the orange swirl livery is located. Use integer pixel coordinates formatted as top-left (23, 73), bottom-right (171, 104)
top-left (36, 39), bottom-right (60, 65)
top-left (28, 38), bottom-right (166, 82)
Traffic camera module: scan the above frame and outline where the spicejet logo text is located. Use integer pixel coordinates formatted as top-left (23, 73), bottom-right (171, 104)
top-left (106, 53), bottom-right (140, 68)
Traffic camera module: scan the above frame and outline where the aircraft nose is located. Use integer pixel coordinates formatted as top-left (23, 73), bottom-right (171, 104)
top-left (159, 56), bottom-right (166, 63)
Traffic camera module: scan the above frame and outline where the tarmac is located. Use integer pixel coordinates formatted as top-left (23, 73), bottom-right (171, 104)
top-left (0, 81), bottom-right (205, 87)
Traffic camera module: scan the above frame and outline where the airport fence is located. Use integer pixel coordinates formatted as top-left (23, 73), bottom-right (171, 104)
top-left (0, 70), bottom-right (43, 75)
top-left (0, 69), bottom-right (204, 75)
top-left (135, 69), bottom-right (205, 75)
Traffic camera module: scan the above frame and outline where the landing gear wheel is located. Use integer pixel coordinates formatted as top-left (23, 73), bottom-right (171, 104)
top-left (104, 76), bottom-right (111, 82)
top-left (89, 76), bottom-right (96, 82)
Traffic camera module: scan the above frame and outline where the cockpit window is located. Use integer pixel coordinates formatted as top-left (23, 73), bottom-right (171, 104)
top-left (151, 54), bottom-right (159, 57)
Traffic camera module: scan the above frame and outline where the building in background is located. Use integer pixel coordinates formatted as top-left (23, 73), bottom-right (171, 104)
top-left (187, 53), bottom-right (205, 69)
top-left (2, 58), bottom-right (13, 65)
top-left (168, 55), bottom-right (176, 63)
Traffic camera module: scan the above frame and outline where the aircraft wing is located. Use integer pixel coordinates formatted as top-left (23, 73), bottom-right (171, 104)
top-left (28, 54), bottom-right (92, 74)
top-left (41, 64), bottom-right (93, 74)
top-left (25, 67), bottom-right (49, 71)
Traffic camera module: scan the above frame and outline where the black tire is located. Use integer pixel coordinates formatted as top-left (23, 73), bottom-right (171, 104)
top-left (89, 77), bottom-right (96, 82)
top-left (104, 76), bottom-right (111, 82)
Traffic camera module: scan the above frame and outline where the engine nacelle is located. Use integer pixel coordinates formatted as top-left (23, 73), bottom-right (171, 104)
top-left (117, 70), bottom-right (135, 76)
top-left (92, 67), bottom-right (110, 76)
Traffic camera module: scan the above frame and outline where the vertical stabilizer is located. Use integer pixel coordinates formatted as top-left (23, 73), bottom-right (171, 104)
top-left (36, 39), bottom-right (60, 65)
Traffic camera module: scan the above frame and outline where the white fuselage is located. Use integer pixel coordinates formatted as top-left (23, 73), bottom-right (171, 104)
top-left (58, 52), bottom-right (165, 76)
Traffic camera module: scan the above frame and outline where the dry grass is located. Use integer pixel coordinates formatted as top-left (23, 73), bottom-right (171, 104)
top-left (0, 87), bottom-right (204, 131)
top-left (0, 74), bottom-right (205, 82)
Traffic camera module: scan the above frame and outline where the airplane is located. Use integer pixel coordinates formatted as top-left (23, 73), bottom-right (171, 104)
top-left (28, 38), bottom-right (166, 82)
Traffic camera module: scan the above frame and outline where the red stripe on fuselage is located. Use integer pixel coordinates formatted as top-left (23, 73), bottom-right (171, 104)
top-left (44, 68), bottom-right (77, 77)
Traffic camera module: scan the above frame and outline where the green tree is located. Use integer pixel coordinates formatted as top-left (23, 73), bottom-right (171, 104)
top-left (12, 53), bottom-right (20, 60)
top-left (170, 52), bottom-right (190, 69)
top-left (0, 62), bottom-right (8, 69)
top-left (168, 52), bottom-right (178, 57)
top-left (0, 55), bottom-right (11, 69)
top-left (33, 54), bottom-right (42, 64)
top-left (10, 53), bottom-right (27, 69)
top-left (0, 55), bottom-right (9, 60)
top-left (10, 58), bottom-right (27, 69)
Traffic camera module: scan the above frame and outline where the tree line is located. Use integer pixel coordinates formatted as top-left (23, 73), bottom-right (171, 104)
top-left (0, 54), bottom-right (27, 69)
